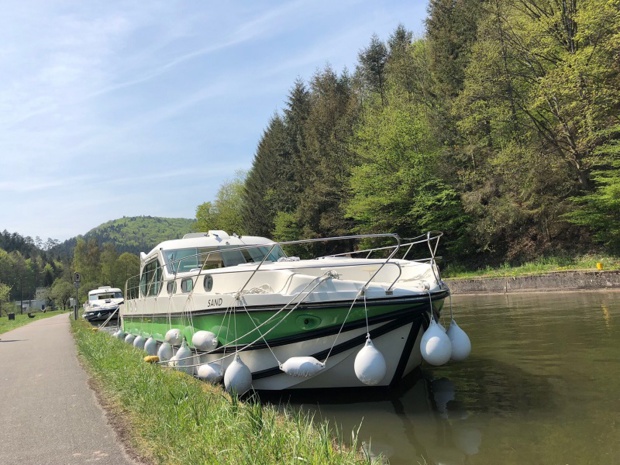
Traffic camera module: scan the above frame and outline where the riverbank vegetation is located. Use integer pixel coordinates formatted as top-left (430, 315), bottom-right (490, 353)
top-left (444, 255), bottom-right (620, 279)
top-left (71, 318), bottom-right (375, 465)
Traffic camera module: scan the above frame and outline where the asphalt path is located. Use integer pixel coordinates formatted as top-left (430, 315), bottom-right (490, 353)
top-left (0, 313), bottom-right (139, 465)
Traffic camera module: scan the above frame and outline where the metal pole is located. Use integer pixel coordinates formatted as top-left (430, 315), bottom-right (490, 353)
top-left (73, 272), bottom-right (81, 320)
top-left (74, 282), bottom-right (78, 320)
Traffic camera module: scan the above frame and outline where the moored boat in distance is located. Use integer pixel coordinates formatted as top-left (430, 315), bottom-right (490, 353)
top-left (83, 286), bottom-right (124, 322)
top-left (120, 231), bottom-right (469, 393)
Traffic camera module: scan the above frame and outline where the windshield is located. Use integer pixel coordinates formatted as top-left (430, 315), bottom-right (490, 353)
top-left (90, 291), bottom-right (122, 301)
top-left (164, 244), bottom-right (286, 274)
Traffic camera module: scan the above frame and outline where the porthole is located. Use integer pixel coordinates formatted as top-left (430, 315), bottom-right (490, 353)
top-left (296, 314), bottom-right (321, 330)
top-left (166, 281), bottom-right (177, 295)
top-left (203, 274), bottom-right (213, 292)
top-left (181, 278), bottom-right (194, 293)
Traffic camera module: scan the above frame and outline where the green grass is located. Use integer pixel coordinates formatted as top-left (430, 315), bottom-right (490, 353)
top-left (443, 255), bottom-right (620, 279)
top-left (71, 318), bottom-right (376, 465)
top-left (0, 309), bottom-right (72, 335)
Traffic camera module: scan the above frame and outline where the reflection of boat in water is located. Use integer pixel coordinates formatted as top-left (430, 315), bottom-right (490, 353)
top-left (119, 231), bottom-right (467, 392)
top-left (270, 375), bottom-right (481, 465)
top-left (83, 286), bottom-right (123, 322)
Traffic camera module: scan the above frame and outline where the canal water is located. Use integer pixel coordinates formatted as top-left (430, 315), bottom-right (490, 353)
top-left (278, 291), bottom-right (620, 464)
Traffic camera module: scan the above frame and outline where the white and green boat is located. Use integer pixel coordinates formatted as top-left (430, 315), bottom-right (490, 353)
top-left (120, 231), bottom-right (462, 392)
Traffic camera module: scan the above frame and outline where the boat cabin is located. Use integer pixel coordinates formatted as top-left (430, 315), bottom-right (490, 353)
top-left (88, 286), bottom-right (123, 303)
top-left (137, 231), bottom-right (287, 297)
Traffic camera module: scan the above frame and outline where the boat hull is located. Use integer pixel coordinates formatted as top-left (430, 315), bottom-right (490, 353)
top-left (120, 230), bottom-right (453, 391)
top-left (83, 306), bottom-right (119, 322)
top-left (121, 293), bottom-right (444, 391)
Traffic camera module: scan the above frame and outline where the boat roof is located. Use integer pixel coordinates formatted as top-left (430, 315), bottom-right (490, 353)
top-left (88, 286), bottom-right (122, 295)
top-left (141, 230), bottom-right (276, 260)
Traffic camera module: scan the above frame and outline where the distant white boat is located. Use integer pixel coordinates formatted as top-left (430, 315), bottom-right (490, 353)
top-left (83, 286), bottom-right (123, 322)
top-left (120, 231), bottom-right (466, 393)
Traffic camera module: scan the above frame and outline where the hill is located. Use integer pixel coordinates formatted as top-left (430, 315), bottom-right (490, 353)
top-left (50, 216), bottom-right (196, 258)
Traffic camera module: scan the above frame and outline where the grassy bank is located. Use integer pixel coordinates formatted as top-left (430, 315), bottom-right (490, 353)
top-left (0, 310), bottom-right (71, 335)
top-left (71, 318), bottom-right (374, 465)
top-left (443, 255), bottom-right (620, 279)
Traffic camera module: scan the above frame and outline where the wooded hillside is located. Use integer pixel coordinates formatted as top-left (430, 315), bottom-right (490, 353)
top-left (0, 216), bottom-right (194, 310)
top-left (50, 216), bottom-right (196, 258)
top-left (230, 0), bottom-right (620, 267)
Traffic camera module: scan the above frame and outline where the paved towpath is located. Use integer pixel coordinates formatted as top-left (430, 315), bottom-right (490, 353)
top-left (0, 313), bottom-right (139, 465)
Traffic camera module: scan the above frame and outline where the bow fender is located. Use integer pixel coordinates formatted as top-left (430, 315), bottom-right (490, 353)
top-left (354, 338), bottom-right (387, 386)
top-left (421, 319), bottom-right (452, 366)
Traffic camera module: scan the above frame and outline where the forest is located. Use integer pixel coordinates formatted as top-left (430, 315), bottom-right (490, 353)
top-left (199, 0), bottom-right (620, 268)
top-left (2, 0), bottom-right (620, 312)
top-left (0, 229), bottom-right (141, 314)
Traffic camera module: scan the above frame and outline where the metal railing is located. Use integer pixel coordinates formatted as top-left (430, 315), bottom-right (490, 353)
top-left (124, 231), bottom-right (444, 300)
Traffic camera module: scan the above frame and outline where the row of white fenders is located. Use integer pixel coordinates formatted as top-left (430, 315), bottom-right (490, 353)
top-left (111, 314), bottom-right (471, 395)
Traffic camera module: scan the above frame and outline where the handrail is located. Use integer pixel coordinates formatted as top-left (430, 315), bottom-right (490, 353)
top-left (235, 233), bottom-right (402, 297)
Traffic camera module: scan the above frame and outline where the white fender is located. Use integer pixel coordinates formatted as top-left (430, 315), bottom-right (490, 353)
top-left (165, 328), bottom-right (183, 346)
top-left (124, 333), bottom-right (136, 345)
top-left (192, 330), bottom-right (219, 351)
top-left (421, 319), bottom-right (452, 366)
top-left (196, 362), bottom-right (224, 383)
top-left (174, 341), bottom-right (194, 375)
top-left (224, 355), bottom-right (252, 395)
top-left (157, 341), bottom-right (174, 362)
top-left (447, 319), bottom-right (471, 361)
top-left (115, 330), bottom-right (126, 340)
top-left (354, 338), bottom-right (387, 386)
top-left (144, 337), bottom-right (158, 356)
top-left (280, 356), bottom-right (324, 378)
top-left (133, 335), bottom-right (146, 350)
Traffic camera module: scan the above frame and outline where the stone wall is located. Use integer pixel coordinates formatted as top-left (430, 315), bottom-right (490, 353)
top-left (444, 270), bottom-right (620, 295)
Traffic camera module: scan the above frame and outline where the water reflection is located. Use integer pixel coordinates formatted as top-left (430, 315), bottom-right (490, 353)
top-left (262, 291), bottom-right (620, 465)
top-left (261, 373), bottom-right (483, 465)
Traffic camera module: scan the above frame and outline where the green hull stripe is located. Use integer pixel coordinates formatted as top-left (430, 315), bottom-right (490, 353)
top-left (122, 294), bottom-right (446, 348)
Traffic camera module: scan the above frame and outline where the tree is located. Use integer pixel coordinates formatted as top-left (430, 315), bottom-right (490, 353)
top-left (243, 115), bottom-right (290, 236)
top-left (114, 253), bottom-right (140, 291)
top-left (50, 280), bottom-right (74, 310)
top-left (425, 0), bottom-right (483, 145)
top-left (100, 242), bottom-right (119, 285)
top-left (0, 283), bottom-right (11, 316)
top-left (347, 89), bottom-right (465, 243)
top-left (565, 126), bottom-right (620, 252)
top-left (292, 66), bottom-right (359, 249)
top-left (430, 0), bottom-right (620, 262)
top-left (195, 171), bottom-right (247, 235)
top-left (195, 202), bottom-right (217, 232)
top-left (73, 237), bottom-right (101, 284)
top-left (357, 34), bottom-right (388, 104)
top-left (385, 25), bottom-right (416, 101)
top-left (450, 0), bottom-right (567, 260)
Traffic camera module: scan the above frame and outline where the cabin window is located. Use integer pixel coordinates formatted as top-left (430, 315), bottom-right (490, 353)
top-left (164, 244), bottom-right (287, 273)
top-left (165, 249), bottom-right (200, 274)
top-left (89, 291), bottom-right (122, 302)
top-left (166, 281), bottom-right (177, 295)
top-left (140, 259), bottom-right (163, 297)
top-left (203, 274), bottom-right (213, 292)
top-left (198, 249), bottom-right (225, 270)
top-left (181, 278), bottom-right (194, 293)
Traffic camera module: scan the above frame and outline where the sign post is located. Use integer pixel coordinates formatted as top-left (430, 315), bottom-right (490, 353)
top-left (73, 272), bottom-right (81, 320)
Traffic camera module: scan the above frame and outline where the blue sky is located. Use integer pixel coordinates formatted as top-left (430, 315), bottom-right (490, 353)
top-left (1, 0), bottom-right (428, 243)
